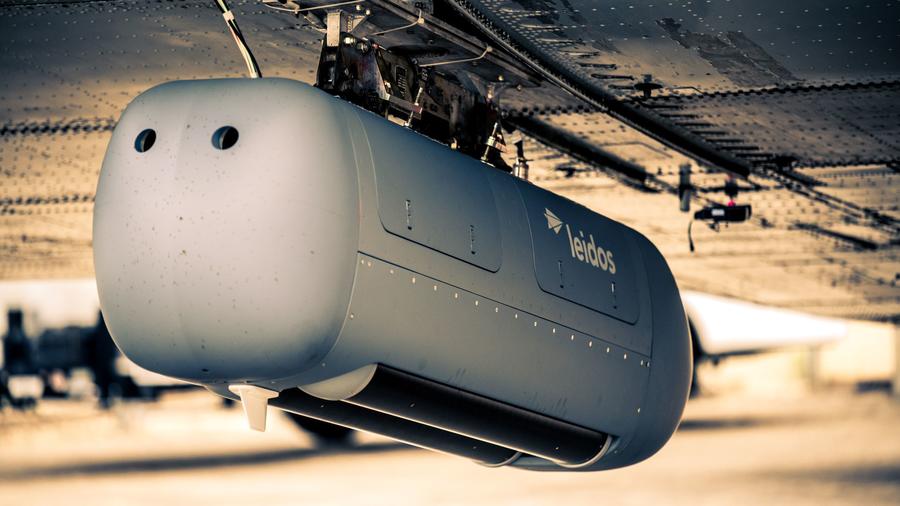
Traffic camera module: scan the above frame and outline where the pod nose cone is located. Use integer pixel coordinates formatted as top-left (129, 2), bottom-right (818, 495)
top-left (93, 79), bottom-right (360, 383)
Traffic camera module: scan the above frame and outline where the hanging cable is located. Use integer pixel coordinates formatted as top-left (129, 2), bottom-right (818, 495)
top-left (687, 220), bottom-right (695, 253)
top-left (214, 0), bottom-right (262, 78)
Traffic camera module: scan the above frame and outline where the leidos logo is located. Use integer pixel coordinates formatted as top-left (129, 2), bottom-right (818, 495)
top-left (544, 208), bottom-right (616, 274)
top-left (544, 208), bottom-right (564, 234)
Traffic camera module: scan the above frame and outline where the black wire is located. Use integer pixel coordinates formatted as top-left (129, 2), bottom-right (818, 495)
top-left (688, 220), bottom-right (695, 253)
top-left (214, 0), bottom-right (262, 78)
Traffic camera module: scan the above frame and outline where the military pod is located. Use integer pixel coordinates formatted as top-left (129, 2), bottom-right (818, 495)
top-left (93, 79), bottom-right (692, 471)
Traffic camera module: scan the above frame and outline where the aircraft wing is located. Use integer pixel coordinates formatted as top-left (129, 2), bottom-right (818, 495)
top-left (1, 0), bottom-right (898, 321)
top-left (683, 291), bottom-right (848, 357)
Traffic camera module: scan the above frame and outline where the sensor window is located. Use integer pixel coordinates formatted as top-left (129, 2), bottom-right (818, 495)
top-left (134, 129), bottom-right (156, 153)
top-left (212, 126), bottom-right (239, 150)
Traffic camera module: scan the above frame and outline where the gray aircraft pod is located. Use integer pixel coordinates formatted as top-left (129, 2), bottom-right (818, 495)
top-left (93, 78), bottom-right (692, 471)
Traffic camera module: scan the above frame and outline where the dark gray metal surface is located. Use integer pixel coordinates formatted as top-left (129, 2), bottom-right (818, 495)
top-left (456, 0), bottom-right (900, 95)
top-left (347, 102), bottom-right (656, 357)
top-left (368, 114), bottom-right (503, 272)
top-left (518, 180), bottom-right (640, 323)
top-left (638, 81), bottom-right (900, 168)
top-left (331, 252), bottom-right (653, 439)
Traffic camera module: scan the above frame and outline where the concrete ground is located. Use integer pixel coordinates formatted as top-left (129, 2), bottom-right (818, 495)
top-left (1, 379), bottom-right (899, 506)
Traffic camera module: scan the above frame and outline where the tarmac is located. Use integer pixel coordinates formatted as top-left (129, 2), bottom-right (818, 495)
top-left (1, 381), bottom-right (899, 506)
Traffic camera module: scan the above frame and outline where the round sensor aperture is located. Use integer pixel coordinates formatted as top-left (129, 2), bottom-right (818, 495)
top-left (134, 129), bottom-right (156, 153)
top-left (212, 126), bottom-right (239, 150)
